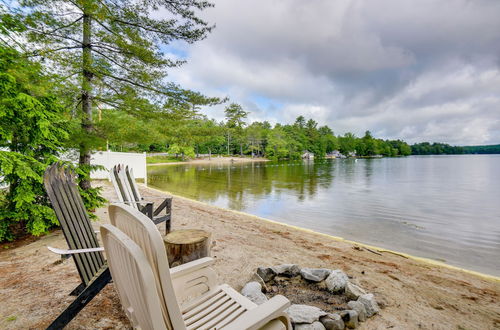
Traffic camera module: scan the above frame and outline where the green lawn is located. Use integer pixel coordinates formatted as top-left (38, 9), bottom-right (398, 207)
top-left (146, 155), bottom-right (183, 164)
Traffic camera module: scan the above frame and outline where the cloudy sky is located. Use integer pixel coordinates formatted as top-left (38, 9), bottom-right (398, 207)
top-left (164, 0), bottom-right (500, 145)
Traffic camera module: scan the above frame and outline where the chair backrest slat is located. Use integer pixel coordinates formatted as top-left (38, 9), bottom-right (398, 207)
top-left (61, 169), bottom-right (105, 270)
top-left (44, 163), bottom-right (105, 285)
top-left (115, 165), bottom-right (138, 209)
top-left (110, 166), bottom-right (125, 203)
top-left (109, 204), bottom-right (185, 329)
top-left (126, 166), bottom-right (142, 201)
top-left (101, 225), bottom-right (166, 330)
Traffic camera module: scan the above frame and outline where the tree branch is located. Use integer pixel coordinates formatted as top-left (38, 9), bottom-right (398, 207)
top-left (26, 45), bottom-right (82, 57)
top-left (47, 15), bottom-right (84, 35)
top-left (26, 27), bottom-right (83, 44)
top-left (92, 43), bottom-right (134, 56)
top-left (92, 48), bottom-right (133, 73)
top-left (94, 70), bottom-right (169, 95)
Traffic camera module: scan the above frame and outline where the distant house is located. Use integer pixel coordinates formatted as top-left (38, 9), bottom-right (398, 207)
top-left (327, 150), bottom-right (344, 158)
top-left (302, 151), bottom-right (314, 159)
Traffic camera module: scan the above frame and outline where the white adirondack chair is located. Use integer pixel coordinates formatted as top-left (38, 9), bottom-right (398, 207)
top-left (110, 164), bottom-right (172, 232)
top-left (105, 203), bottom-right (291, 330)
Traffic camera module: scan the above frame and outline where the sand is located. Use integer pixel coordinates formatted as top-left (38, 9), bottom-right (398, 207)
top-left (0, 181), bottom-right (499, 329)
top-left (147, 156), bottom-right (270, 166)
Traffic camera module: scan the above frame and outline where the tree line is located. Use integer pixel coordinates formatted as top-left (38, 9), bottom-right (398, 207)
top-left (411, 142), bottom-right (500, 155)
top-left (97, 104), bottom-right (413, 160)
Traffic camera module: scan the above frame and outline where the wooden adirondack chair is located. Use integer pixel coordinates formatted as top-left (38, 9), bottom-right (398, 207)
top-left (43, 163), bottom-right (111, 330)
top-left (105, 203), bottom-right (292, 330)
top-left (110, 164), bottom-right (172, 233)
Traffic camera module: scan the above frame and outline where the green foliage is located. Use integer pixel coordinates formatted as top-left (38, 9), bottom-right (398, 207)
top-left (8, 0), bottom-right (215, 108)
top-left (2, 0), bottom-right (219, 190)
top-left (225, 103), bottom-right (248, 129)
top-left (462, 144), bottom-right (500, 154)
top-left (147, 155), bottom-right (183, 164)
top-left (167, 144), bottom-right (195, 160)
top-left (72, 163), bottom-right (106, 218)
top-left (411, 142), bottom-right (464, 155)
top-left (0, 46), bottom-right (105, 241)
top-left (0, 47), bottom-right (67, 241)
top-left (411, 142), bottom-right (500, 155)
top-left (91, 105), bottom-right (414, 160)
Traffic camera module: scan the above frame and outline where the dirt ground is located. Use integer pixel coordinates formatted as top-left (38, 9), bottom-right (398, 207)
top-left (1, 181), bottom-right (499, 329)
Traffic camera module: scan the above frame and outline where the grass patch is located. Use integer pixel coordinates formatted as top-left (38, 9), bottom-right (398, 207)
top-left (146, 155), bottom-right (184, 164)
top-left (6, 315), bottom-right (17, 322)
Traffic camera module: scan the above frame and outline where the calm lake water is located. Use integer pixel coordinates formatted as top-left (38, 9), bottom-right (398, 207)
top-left (148, 155), bottom-right (500, 276)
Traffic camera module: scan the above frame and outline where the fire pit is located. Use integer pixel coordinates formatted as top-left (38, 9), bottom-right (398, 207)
top-left (240, 264), bottom-right (380, 329)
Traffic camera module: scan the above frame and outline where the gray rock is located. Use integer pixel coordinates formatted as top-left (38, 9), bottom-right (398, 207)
top-left (319, 313), bottom-right (344, 330)
top-left (357, 293), bottom-right (380, 317)
top-left (345, 282), bottom-right (366, 300)
top-left (347, 301), bottom-right (367, 322)
top-left (240, 282), bottom-right (268, 305)
top-left (257, 267), bottom-right (276, 282)
top-left (272, 264), bottom-right (301, 277)
top-left (294, 321), bottom-right (326, 330)
top-left (340, 310), bottom-right (359, 329)
top-left (251, 273), bottom-right (268, 292)
top-left (300, 268), bottom-right (332, 282)
top-left (325, 270), bottom-right (349, 293)
top-left (286, 304), bottom-right (327, 324)
top-left (316, 280), bottom-right (328, 291)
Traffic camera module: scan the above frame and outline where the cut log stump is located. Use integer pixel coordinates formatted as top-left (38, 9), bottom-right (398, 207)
top-left (163, 229), bottom-right (211, 267)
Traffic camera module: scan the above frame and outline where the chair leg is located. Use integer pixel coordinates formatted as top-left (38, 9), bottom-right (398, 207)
top-left (152, 215), bottom-right (171, 235)
top-left (69, 283), bottom-right (86, 296)
top-left (46, 268), bottom-right (111, 330)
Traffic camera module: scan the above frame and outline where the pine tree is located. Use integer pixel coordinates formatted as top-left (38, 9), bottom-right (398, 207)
top-left (5, 0), bottom-right (214, 189)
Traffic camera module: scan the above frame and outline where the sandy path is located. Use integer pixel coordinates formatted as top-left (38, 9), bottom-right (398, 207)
top-left (0, 181), bottom-right (499, 329)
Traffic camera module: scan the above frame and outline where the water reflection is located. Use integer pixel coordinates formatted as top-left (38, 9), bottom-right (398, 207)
top-left (148, 160), bottom-right (335, 210)
top-left (148, 156), bottom-right (500, 276)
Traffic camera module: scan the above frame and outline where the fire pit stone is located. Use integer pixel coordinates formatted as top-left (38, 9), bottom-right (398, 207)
top-left (242, 264), bottom-right (381, 329)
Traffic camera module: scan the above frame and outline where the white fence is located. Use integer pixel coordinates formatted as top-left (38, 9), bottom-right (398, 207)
top-left (90, 151), bottom-right (147, 183)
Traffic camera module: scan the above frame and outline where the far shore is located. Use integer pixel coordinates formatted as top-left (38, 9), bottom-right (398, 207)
top-left (147, 156), bottom-right (270, 166)
top-left (0, 181), bottom-right (499, 329)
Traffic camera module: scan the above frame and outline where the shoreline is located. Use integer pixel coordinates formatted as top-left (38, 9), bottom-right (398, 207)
top-left (146, 185), bottom-right (500, 283)
top-left (1, 181), bottom-right (499, 329)
top-left (147, 156), bottom-right (270, 166)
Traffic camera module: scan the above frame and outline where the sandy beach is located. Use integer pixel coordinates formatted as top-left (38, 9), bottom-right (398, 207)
top-left (0, 181), bottom-right (499, 329)
top-left (147, 156), bottom-right (270, 166)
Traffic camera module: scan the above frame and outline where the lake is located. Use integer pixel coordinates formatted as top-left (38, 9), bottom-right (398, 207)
top-left (147, 155), bottom-right (500, 276)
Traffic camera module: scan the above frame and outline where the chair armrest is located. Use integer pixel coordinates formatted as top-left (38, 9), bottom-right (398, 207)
top-left (223, 295), bottom-right (291, 330)
top-left (47, 246), bottom-right (104, 255)
top-left (137, 200), bottom-right (154, 205)
top-left (153, 197), bottom-right (172, 216)
top-left (170, 257), bottom-right (218, 302)
top-left (170, 257), bottom-right (214, 279)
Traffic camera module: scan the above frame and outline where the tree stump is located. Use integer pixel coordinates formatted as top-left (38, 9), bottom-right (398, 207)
top-left (163, 229), bottom-right (211, 267)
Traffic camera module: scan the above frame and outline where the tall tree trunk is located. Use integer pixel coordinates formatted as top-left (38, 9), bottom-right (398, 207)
top-left (79, 10), bottom-right (93, 190)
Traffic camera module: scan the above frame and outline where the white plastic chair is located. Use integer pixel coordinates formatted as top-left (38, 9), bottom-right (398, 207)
top-left (105, 203), bottom-right (291, 330)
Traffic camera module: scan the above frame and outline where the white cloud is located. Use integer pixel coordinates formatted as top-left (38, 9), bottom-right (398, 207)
top-left (162, 0), bottom-right (500, 145)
